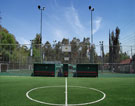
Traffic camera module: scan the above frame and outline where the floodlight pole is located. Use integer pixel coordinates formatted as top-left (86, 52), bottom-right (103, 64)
top-left (38, 5), bottom-right (45, 63)
top-left (89, 6), bottom-right (94, 63)
top-left (90, 9), bottom-right (93, 44)
top-left (99, 41), bottom-right (104, 72)
top-left (30, 40), bottom-right (34, 57)
top-left (30, 40), bottom-right (34, 69)
top-left (0, 11), bottom-right (2, 24)
top-left (40, 9), bottom-right (42, 43)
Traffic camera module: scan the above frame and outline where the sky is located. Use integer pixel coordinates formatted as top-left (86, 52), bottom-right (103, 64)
top-left (0, 0), bottom-right (135, 47)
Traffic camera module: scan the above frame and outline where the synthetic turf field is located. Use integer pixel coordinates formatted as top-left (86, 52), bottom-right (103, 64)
top-left (0, 76), bottom-right (135, 106)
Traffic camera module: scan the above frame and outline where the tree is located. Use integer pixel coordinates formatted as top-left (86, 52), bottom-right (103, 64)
top-left (132, 54), bottom-right (135, 72)
top-left (33, 33), bottom-right (41, 48)
top-left (119, 52), bottom-right (130, 61)
top-left (80, 37), bottom-right (90, 63)
top-left (109, 27), bottom-right (120, 63)
top-left (11, 45), bottom-right (29, 64)
top-left (54, 41), bottom-right (62, 61)
top-left (104, 53), bottom-right (109, 63)
top-left (70, 37), bottom-right (80, 64)
top-left (61, 38), bottom-right (69, 45)
top-left (109, 27), bottom-right (121, 72)
top-left (109, 30), bottom-right (113, 63)
top-left (43, 41), bottom-right (52, 61)
top-left (31, 33), bottom-right (42, 62)
top-left (113, 27), bottom-right (120, 63)
top-left (0, 25), bottom-right (17, 62)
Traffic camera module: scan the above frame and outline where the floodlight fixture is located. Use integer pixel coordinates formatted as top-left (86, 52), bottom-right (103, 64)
top-left (92, 8), bottom-right (94, 11)
top-left (89, 6), bottom-right (91, 10)
top-left (38, 5), bottom-right (40, 9)
top-left (89, 6), bottom-right (94, 11)
top-left (43, 7), bottom-right (45, 10)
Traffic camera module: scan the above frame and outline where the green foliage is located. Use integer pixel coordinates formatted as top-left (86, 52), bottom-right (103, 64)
top-left (119, 52), bottom-right (130, 61)
top-left (104, 53), bottom-right (109, 63)
top-left (62, 38), bottom-right (69, 45)
top-left (43, 41), bottom-right (53, 61)
top-left (1, 25), bottom-right (132, 65)
top-left (0, 30), bottom-right (16, 49)
top-left (80, 38), bottom-right (91, 63)
top-left (54, 41), bottom-right (62, 61)
top-left (30, 33), bottom-right (42, 62)
top-left (70, 37), bottom-right (80, 64)
top-left (33, 33), bottom-right (41, 48)
top-left (132, 54), bottom-right (135, 70)
top-left (0, 25), bottom-right (17, 62)
top-left (109, 27), bottom-right (121, 63)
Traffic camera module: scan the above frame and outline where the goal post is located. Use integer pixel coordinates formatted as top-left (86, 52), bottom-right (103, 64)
top-left (0, 63), bottom-right (8, 72)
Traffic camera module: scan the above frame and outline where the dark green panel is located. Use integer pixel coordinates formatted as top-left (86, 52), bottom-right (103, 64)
top-left (77, 64), bottom-right (98, 72)
top-left (34, 64), bottom-right (55, 71)
top-left (34, 64), bottom-right (55, 77)
top-left (76, 64), bottom-right (98, 77)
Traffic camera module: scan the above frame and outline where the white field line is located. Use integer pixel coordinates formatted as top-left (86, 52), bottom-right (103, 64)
top-left (26, 86), bottom-right (65, 105)
top-left (65, 78), bottom-right (68, 106)
top-left (26, 82), bottom-right (106, 106)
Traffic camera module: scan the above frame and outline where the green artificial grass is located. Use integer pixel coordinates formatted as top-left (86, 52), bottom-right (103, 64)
top-left (0, 76), bottom-right (135, 106)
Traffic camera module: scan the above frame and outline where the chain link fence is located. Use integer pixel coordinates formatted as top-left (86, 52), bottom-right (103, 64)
top-left (0, 44), bottom-right (135, 76)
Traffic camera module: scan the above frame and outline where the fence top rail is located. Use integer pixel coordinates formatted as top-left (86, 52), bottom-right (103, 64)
top-left (0, 44), bottom-right (31, 45)
top-left (0, 43), bottom-right (135, 47)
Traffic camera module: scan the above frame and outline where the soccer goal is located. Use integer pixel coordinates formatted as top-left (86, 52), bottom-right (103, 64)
top-left (0, 63), bottom-right (8, 72)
